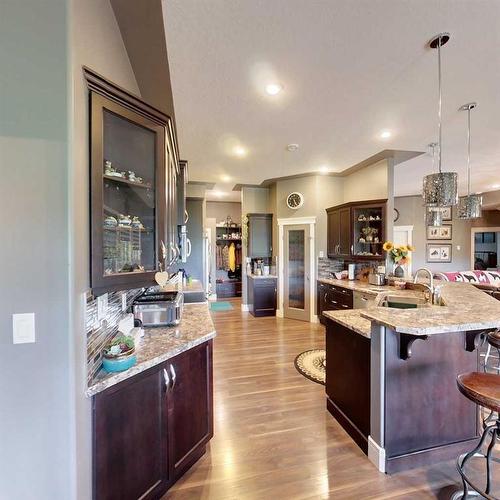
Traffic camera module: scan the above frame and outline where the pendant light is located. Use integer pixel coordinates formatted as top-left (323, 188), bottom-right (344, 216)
top-left (458, 102), bottom-right (482, 219)
top-left (425, 143), bottom-right (444, 226)
top-left (423, 33), bottom-right (459, 207)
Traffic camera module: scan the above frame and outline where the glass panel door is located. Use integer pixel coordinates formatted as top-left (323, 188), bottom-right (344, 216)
top-left (288, 229), bottom-right (305, 309)
top-left (102, 110), bottom-right (157, 276)
top-left (284, 224), bottom-right (310, 321)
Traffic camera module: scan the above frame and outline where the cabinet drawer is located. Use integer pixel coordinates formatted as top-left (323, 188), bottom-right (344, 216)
top-left (254, 278), bottom-right (277, 288)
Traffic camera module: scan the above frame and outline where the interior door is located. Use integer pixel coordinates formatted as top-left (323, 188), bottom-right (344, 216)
top-left (284, 224), bottom-right (310, 321)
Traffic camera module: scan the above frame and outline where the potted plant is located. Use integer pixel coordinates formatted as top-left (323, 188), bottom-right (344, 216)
top-left (382, 242), bottom-right (414, 278)
top-left (102, 335), bottom-right (137, 373)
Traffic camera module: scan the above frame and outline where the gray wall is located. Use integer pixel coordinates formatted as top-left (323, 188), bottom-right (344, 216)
top-left (184, 199), bottom-right (205, 284)
top-left (71, 0), bottom-right (141, 497)
top-left (0, 1), bottom-right (72, 498)
top-left (394, 196), bottom-right (472, 272)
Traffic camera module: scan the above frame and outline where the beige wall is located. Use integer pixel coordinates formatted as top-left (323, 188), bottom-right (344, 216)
top-left (206, 201), bottom-right (241, 224)
top-left (274, 176), bottom-right (344, 255)
top-left (71, 0), bottom-right (140, 497)
top-left (343, 159), bottom-right (389, 204)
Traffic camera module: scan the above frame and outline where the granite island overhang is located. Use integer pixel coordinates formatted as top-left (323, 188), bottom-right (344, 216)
top-left (323, 282), bottom-right (500, 474)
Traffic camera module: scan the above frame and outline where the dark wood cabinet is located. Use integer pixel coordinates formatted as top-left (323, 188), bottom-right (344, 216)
top-left (85, 68), bottom-right (179, 295)
top-left (247, 213), bottom-right (273, 258)
top-left (326, 199), bottom-right (386, 261)
top-left (317, 281), bottom-right (353, 324)
top-left (93, 367), bottom-right (168, 500)
top-left (93, 341), bottom-right (213, 499)
top-left (168, 341), bottom-right (213, 479)
top-left (248, 277), bottom-right (277, 317)
top-left (216, 280), bottom-right (242, 298)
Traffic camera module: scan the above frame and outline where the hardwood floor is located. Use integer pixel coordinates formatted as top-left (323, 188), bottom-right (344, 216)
top-left (163, 300), bottom-right (494, 499)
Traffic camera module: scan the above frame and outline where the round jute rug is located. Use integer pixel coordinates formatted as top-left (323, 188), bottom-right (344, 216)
top-left (294, 349), bottom-right (326, 385)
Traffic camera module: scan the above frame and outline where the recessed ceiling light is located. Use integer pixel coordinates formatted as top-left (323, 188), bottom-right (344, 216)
top-left (286, 143), bottom-right (299, 152)
top-left (221, 174), bottom-right (231, 182)
top-left (319, 165), bottom-right (330, 174)
top-left (379, 130), bottom-right (392, 139)
top-left (233, 146), bottom-right (247, 158)
top-left (265, 83), bottom-right (283, 96)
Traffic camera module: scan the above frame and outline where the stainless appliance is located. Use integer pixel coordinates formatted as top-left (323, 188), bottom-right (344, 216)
top-left (133, 290), bottom-right (183, 327)
top-left (353, 290), bottom-right (375, 309)
top-left (368, 273), bottom-right (387, 286)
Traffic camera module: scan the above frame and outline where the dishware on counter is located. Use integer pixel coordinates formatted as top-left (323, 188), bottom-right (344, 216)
top-left (348, 263), bottom-right (356, 280)
top-left (394, 280), bottom-right (407, 290)
top-left (131, 216), bottom-right (144, 229)
top-left (102, 335), bottom-right (137, 373)
top-left (263, 265), bottom-right (270, 276)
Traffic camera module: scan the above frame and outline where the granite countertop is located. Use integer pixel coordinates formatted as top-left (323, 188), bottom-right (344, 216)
top-left (323, 309), bottom-right (372, 338)
top-left (361, 282), bottom-right (500, 335)
top-left (319, 278), bottom-right (500, 337)
top-left (86, 303), bottom-right (216, 397)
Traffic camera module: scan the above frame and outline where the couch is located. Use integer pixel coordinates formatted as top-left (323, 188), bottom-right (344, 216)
top-left (434, 270), bottom-right (500, 300)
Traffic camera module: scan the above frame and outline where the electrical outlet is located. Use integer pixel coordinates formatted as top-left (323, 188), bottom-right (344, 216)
top-left (121, 292), bottom-right (127, 312)
top-left (319, 250), bottom-right (324, 258)
top-left (456, 245), bottom-right (461, 251)
top-left (97, 293), bottom-right (108, 322)
top-left (13, 313), bottom-right (36, 344)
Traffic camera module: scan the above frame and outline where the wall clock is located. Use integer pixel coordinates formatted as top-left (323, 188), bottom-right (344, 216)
top-left (286, 192), bottom-right (304, 210)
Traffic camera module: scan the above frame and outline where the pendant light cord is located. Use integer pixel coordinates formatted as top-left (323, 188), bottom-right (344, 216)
top-left (467, 107), bottom-right (471, 196)
top-left (437, 35), bottom-right (443, 174)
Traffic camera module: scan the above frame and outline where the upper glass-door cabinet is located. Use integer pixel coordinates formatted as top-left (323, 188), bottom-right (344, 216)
top-left (86, 69), bottom-right (173, 294)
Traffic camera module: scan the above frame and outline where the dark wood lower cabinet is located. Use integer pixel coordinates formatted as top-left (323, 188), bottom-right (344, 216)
top-left (317, 281), bottom-right (353, 324)
top-left (247, 277), bottom-right (277, 317)
top-left (93, 340), bottom-right (213, 500)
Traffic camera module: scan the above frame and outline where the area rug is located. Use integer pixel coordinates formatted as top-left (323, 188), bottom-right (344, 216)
top-left (209, 301), bottom-right (234, 312)
top-left (294, 349), bottom-right (326, 385)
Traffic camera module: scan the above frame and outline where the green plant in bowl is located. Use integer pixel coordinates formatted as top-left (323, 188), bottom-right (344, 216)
top-left (103, 335), bottom-right (135, 359)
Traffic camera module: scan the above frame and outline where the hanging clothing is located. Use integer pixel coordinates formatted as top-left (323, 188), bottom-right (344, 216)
top-left (228, 243), bottom-right (236, 272)
top-left (222, 244), bottom-right (230, 270)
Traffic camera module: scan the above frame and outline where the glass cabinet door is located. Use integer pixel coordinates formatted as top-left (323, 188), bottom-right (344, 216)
top-left (352, 205), bottom-right (384, 258)
top-left (90, 91), bottom-right (167, 293)
top-left (102, 110), bottom-right (157, 275)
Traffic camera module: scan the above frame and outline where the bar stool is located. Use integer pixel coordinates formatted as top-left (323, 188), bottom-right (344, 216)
top-left (454, 372), bottom-right (500, 499)
top-left (485, 330), bottom-right (500, 373)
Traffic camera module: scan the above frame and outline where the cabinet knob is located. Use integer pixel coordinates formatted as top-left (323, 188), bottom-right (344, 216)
top-left (163, 368), bottom-right (170, 392)
top-left (169, 364), bottom-right (177, 390)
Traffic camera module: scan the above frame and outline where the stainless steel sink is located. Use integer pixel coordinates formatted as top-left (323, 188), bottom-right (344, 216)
top-left (380, 295), bottom-right (430, 309)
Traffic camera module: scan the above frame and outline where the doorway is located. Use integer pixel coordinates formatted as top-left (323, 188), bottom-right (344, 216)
top-left (393, 225), bottom-right (414, 276)
top-left (283, 224), bottom-right (311, 321)
top-left (471, 227), bottom-right (500, 270)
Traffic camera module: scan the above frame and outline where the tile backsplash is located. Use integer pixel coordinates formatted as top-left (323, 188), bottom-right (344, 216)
top-left (317, 257), bottom-right (383, 279)
top-left (86, 288), bottom-right (143, 386)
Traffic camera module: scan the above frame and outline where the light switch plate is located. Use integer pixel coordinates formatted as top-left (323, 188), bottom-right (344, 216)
top-left (13, 313), bottom-right (36, 344)
top-left (97, 293), bottom-right (108, 322)
top-left (319, 250), bottom-right (324, 258)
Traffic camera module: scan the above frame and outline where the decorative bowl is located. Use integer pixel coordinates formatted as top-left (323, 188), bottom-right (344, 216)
top-left (102, 348), bottom-right (136, 373)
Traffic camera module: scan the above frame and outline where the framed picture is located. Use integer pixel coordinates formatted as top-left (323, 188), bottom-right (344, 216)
top-left (427, 224), bottom-right (452, 240)
top-left (427, 243), bottom-right (452, 263)
top-left (441, 206), bottom-right (452, 221)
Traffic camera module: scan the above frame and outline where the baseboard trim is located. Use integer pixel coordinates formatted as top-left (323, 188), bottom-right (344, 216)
top-left (368, 436), bottom-right (386, 473)
top-left (276, 309), bottom-right (284, 318)
top-left (241, 304), bottom-right (250, 312)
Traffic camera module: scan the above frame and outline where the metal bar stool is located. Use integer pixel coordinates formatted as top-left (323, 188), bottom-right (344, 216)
top-left (484, 331), bottom-right (500, 429)
top-left (454, 372), bottom-right (500, 499)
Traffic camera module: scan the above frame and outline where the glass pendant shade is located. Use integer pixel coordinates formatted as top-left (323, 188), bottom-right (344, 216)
top-left (458, 194), bottom-right (482, 220)
top-left (426, 207), bottom-right (443, 227)
top-left (423, 171), bottom-right (458, 207)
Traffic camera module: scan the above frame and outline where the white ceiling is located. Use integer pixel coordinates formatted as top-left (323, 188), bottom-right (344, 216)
top-left (164, 0), bottom-right (500, 200)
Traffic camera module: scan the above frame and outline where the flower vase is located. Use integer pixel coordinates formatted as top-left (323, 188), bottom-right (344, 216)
top-left (393, 264), bottom-right (405, 278)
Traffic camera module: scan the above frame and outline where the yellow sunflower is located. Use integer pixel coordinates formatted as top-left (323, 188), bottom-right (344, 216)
top-left (407, 245), bottom-right (415, 252)
top-left (383, 241), bottom-right (394, 252)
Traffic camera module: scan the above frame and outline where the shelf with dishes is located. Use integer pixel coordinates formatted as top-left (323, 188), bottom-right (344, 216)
top-left (103, 160), bottom-right (152, 189)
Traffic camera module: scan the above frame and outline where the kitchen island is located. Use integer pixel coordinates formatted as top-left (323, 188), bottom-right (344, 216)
top-left (323, 280), bottom-right (500, 474)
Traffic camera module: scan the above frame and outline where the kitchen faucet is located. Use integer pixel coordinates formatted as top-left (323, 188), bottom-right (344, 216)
top-left (413, 268), bottom-right (439, 304)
